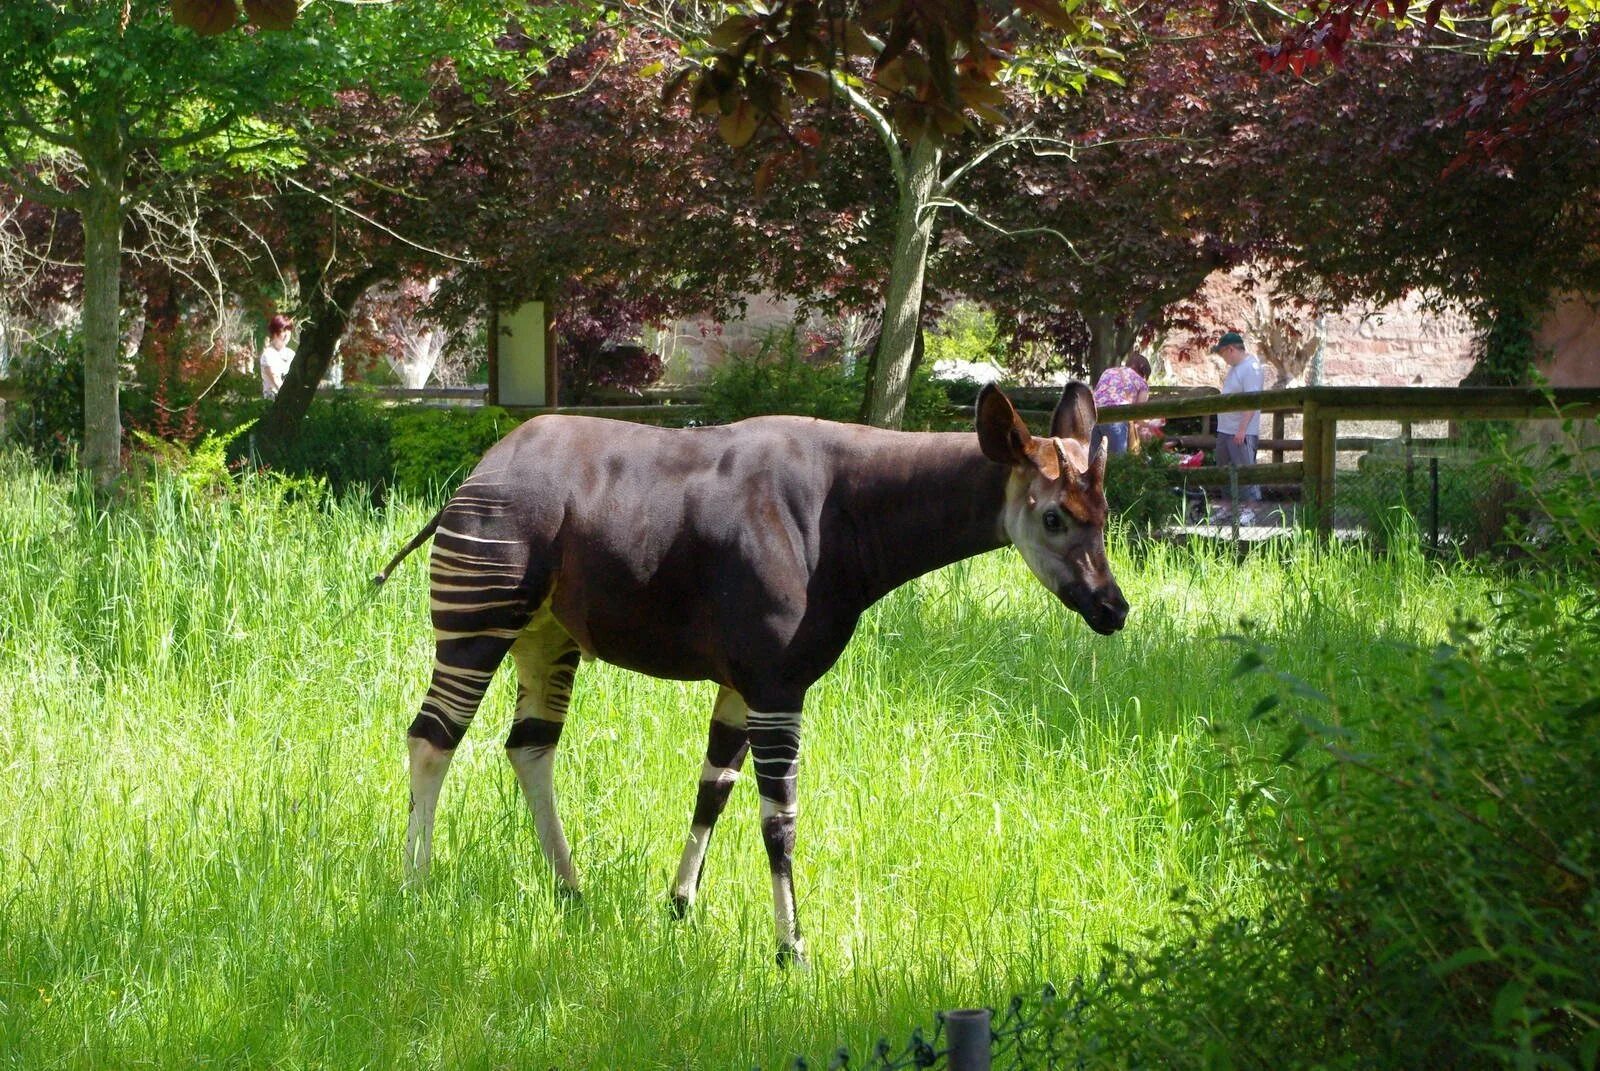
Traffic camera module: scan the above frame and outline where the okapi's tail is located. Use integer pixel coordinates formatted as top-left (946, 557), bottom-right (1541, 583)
top-left (373, 507), bottom-right (446, 587)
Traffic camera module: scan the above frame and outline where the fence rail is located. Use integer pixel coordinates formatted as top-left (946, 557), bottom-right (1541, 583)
top-left (8, 375), bottom-right (1597, 544)
top-left (1088, 385), bottom-right (1600, 536)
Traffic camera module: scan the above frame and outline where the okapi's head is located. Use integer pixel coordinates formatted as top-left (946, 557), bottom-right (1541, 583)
top-left (976, 383), bottom-right (1129, 636)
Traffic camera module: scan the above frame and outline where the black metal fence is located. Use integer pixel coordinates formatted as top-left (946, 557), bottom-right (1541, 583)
top-left (768, 984), bottom-right (1100, 1071)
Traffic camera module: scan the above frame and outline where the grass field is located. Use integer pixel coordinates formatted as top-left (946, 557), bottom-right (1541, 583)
top-left (0, 455), bottom-right (1499, 1069)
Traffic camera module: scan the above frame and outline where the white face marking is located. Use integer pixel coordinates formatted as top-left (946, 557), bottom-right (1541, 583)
top-left (1000, 470), bottom-right (1066, 595)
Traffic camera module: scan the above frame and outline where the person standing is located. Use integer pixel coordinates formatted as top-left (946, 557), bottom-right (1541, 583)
top-left (1213, 330), bottom-right (1265, 522)
top-left (259, 314), bottom-right (295, 400)
top-left (1089, 353), bottom-right (1152, 458)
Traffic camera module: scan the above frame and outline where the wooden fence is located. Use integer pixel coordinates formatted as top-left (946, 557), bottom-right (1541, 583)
top-left (1083, 385), bottom-right (1600, 535)
top-left (5, 377), bottom-right (1597, 538)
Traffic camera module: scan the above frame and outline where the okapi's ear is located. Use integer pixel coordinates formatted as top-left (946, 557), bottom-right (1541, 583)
top-left (1089, 440), bottom-right (1108, 487)
top-left (1050, 381), bottom-right (1097, 444)
top-left (975, 384), bottom-right (1034, 466)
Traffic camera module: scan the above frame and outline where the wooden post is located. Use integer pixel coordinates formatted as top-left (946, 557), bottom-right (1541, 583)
top-left (1301, 399), bottom-right (1323, 534)
top-left (1318, 414), bottom-right (1336, 537)
top-left (1271, 411), bottom-right (1285, 465)
top-left (485, 308), bottom-right (501, 407)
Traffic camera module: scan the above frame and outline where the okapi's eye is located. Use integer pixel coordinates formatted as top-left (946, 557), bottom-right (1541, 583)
top-left (1042, 509), bottom-right (1064, 533)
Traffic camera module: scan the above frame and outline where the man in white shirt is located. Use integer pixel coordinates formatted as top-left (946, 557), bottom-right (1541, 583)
top-left (1213, 330), bottom-right (1265, 521)
top-left (260, 314), bottom-right (295, 399)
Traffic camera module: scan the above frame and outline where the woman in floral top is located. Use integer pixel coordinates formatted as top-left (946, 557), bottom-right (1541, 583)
top-left (1090, 353), bottom-right (1152, 457)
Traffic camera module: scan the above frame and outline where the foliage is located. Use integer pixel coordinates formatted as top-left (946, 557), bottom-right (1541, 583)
top-left (0, 0), bottom-right (570, 481)
top-left (230, 396), bottom-right (526, 500)
top-left (672, 0), bottom-right (1122, 149)
top-left (943, 4), bottom-right (1271, 378)
top-left (703, 327), bottom-right (952, 429)
top-left (1065, 420), bottom-right (1600, 1068)
top-left (1344, 445), bottom-right (1520, 555)
top-left (3, 328), bottom-right (83, 468)
top-left (122, 316), bottom-right (255, 446)
top-left (555, 281), bottom-right (667, 404)
top-left (1465, 305), bottom-right (1548, 387)
top-left (924, 302), bottom-right (1010, 373)
top-left (131, 421), bottom-right (261, 500)
top-left (248, 394), bottom-right (396, 499)
top-left (389, 407), bottom-right (521, 498)
top-left (1103, 449), bottom-right (1186, 535)
top-left (1260, 21), bottom-right (1600, 323)
top-left (701, 329), bottom-right (860, 424)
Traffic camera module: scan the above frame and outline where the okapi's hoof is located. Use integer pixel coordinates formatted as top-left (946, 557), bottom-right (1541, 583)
top-left (668, 893), bottom-right (692, 921)
top-left (555, 883), bottom-right (584, 906)
top-left (775, 943), bottom-right (809, 970)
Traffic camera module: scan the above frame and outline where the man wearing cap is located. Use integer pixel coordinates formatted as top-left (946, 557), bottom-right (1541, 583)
top-left (1214, 330), bottom-right (1264, 521)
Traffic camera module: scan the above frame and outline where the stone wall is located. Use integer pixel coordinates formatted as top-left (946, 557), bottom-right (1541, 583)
top-left (654, 270), bottom-right (1600, 395)
top-left (1535, 293), bottom-right (1600, 387)
top-left (1155, 270), bottom-right (1479, 391)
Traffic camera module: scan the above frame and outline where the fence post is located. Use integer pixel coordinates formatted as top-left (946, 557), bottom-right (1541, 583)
top-left (1301, 399), bottom-right (1323, 535)
top-left (1271, 410), bottom-right (1285, 465)
top-left (945, 1009), bottom-right (992, 1071)
top-left (1229, 463), bottom-right (1241, 545)
top-left (1319, 415), bottom-right (1337, 537)
top-left (1402, 420), bottom-right (1414, 513)
top-left (1430, 456), bottom-right (1440, 554)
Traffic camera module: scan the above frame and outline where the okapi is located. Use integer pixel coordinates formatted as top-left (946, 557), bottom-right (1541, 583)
top-left (376, 382), bottom-right (1128, 965)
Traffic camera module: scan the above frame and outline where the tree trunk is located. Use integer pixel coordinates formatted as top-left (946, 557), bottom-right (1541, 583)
top-left (255, 267), bottom-right (385, 446)
top-left (1084, 311), bottom-right (1149, 381)
top-left (865, 135), bottom-right (942, 429)
top-left (80, 178), bottom-right (125, 488)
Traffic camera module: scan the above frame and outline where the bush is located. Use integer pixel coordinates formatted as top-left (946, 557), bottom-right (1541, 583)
top-left (389, 406), bottom-right (522, 496)
top-left (1345, 442), bottom-right (1520, 554)
top-left (246, 394), bottom-right (397, 498)
top-left (1103, 449), bottom-right (1185, 534)
top-left (4, 329), bottom-right (84, 467)
top-left (1064, 419), bottom-right (1600, 1068)
top-left (703, 327), bottom-right (954, 430)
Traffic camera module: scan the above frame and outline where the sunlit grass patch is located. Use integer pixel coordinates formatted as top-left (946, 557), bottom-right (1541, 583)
top-left (0, 455), bottom-right (1500, 1068)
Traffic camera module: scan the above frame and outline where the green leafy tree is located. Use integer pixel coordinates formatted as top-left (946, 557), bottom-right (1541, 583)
top-left (0, 0), bottom-right (546, 486)
top-left (658, 0), bottom-right (1130, 428)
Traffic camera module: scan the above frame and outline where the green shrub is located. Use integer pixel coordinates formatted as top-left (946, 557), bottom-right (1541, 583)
top-left (703, 327), bottom-right (955, 430)
top-left (702, 328), bottom-right (859, 424)
top-left (246, 394), bottom-right (396, 497)
top-left (389, 406), bottom-right (522, 496)
top-left (4, 329), bottom-right (84, 467)
top-left (1103, 449), bottom-right (1185, 535)
top-left (1065, 418), bottom-right (1600, 1068)
top-left (1345, 442), bottom-right (1519, 554)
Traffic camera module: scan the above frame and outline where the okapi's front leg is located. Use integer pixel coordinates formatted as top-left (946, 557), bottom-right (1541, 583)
top-left (672, 687), bottom-right (750, 917)
top-left (748, 708), bottom-right (804, 966)
top-left (507, 621), bottom-right (583, 895)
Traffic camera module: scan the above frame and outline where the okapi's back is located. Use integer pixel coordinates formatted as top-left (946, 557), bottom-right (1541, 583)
top-left (436, 414), bottom-right (905, 685)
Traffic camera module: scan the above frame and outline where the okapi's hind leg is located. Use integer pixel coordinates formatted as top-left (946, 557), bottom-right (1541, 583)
top-left (507, 617), bottom-right (583, 895)
top-left (670, 687), bottom-right (751, 917)
top-left (405, 632), bottom-right (521, 880)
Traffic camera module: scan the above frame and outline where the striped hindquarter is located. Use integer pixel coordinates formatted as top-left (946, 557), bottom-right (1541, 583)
top-left (402, 515), bottom-right (810, 959)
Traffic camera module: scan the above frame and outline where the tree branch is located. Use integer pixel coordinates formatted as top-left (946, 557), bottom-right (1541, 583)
top-left (281, 175), bottom-right (476, 264)
top-left (826, 72), bottom-right (907, 188)
top-left (939, 126), bottom-right (1036, 195)
top-left (925, 195), bottom-right (1091, 265)
top-left (0, 139), bottom-right (79, 210)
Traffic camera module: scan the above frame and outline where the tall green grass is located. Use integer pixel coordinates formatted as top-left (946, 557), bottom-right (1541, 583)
top-left (0, 453), bottom-right (1494, 1069)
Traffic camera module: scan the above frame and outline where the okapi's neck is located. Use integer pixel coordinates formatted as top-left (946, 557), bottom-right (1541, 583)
top-left (842, 432), bottom-right (1012, 605)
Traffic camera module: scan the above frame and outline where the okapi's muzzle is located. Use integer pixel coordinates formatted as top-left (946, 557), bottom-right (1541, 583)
top-left (1060, 578), bottom-right (1129, 636)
